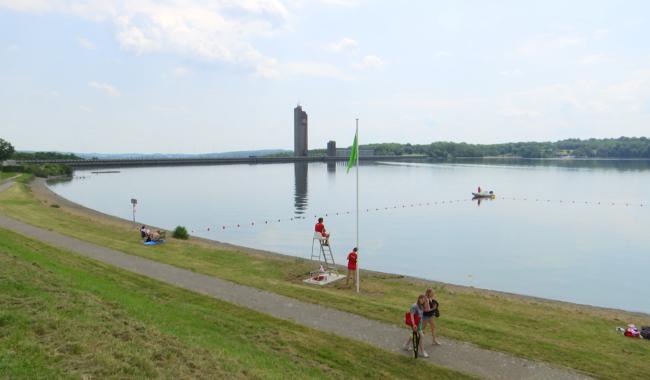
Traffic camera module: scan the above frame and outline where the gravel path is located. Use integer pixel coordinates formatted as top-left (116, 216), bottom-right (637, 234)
top-left (0, 180), bottom-right (591, 380)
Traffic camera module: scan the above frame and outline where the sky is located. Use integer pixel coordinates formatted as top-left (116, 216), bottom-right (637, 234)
top-left (1, 0), bottom-right (650, 154)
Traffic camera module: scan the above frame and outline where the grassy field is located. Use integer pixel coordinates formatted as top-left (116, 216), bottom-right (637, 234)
top-left (0, 172), bottom-right (17, 181)
top-left (1, 179), bottom-right (649, 379)
top-left (0, 228), bottom-right (471, 379)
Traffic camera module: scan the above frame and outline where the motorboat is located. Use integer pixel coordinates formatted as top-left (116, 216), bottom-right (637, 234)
top-left (472, 190), bottom-right (495, 198)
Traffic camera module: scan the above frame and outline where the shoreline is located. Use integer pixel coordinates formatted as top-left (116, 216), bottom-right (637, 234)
top-left (37, 178), bottom-right (649, 319)
top-left (456, 156), bottom-right (650, 161)
top-left (3, 177), bottom-right (599, 380)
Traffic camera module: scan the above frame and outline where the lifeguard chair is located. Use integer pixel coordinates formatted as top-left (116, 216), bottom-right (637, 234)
top-left (311, 232), bottom-right (336, 269)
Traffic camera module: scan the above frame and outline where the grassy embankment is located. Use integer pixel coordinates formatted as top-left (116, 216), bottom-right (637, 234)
top-left (0, 228), bottom-right (470, 379)
top-left (1, 179), bottom-right (649, 379)
top-left (0, 172), bottom-right (17, 181)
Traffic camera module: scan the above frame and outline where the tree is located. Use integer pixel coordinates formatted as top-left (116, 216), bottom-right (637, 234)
top-left (0, 138), bottom-right (15, 161)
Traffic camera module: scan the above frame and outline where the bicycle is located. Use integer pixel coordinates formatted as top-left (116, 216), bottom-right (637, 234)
top-left (404, 312), bottom-right (421, 359)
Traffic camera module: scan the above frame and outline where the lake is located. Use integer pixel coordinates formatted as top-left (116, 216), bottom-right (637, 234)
top-left (48, 159), bottom-right (650, 314)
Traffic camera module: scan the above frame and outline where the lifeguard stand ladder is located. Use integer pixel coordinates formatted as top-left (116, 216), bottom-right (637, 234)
top-left (311, 233), bottom-right (336, 269)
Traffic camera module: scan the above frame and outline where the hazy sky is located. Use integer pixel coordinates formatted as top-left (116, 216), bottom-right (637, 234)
top-left (1, 1), bottom-right (650, 153)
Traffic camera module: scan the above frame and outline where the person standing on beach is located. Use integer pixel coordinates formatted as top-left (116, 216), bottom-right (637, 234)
top-left (346, 247), bottom-right (358, 286)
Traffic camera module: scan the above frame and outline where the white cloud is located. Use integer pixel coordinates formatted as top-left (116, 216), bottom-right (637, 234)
top-left (0, 0), bottom-right (289, 78)
top-left (284, 61), bottom-right (352, 80)
top-left (171, 66), bottom-right (190, 77)
top-left (0, 0), bottom-right (53, 12)
top-left (89, 81), bottom-right (120, 97)
top-left (368, 96), bottom-right (463, 110)
top-left (577, 53), bottom-right (608, 65)
top-left (77, 36), bottom-right (95, 49)
top-left (325, 37), bottom-right (357, 53)
top-left (606, 69), bottom-right (650, 108)
top-left (291, 0), bottom-right (358, 6)
top-left (501, 101), bottom-right (542, 118)
top-left (314, 0), bottom-right (357, 5)
top-left (353, 55), bottom-right (385, 70)
top-left (433, 51), bottom-right (452, 58)
top-left (592, 29), bottom-right (610, 40)
top-left (500, 68), bottom-right (523, 78)
top-left (501, 70), bottom-right (650, 119)
top-left (517, 33), bottom-right (585, 56)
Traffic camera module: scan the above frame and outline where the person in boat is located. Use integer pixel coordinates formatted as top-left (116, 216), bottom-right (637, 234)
top-left (314, 217), bottom-right (330, 245)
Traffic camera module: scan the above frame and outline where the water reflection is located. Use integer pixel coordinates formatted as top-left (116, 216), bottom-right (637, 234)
top-left (453, 158), bottom-right (650, 172)
top-left (472, 196), bottom-right (495, 207)
top-left (327, 161), bottom-right (336, 173)
top-left (46, 177), bottom-right (73, 186)
top-left (294, 162), bottom-right (308, 214)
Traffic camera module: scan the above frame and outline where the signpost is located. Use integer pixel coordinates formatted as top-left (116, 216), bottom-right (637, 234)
top-left (131, 198), bottom-right (137, 226)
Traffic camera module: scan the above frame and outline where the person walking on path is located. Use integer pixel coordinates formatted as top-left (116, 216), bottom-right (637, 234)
top-left (403, 295), bottom-right (429, 358)
top-left (422, 288), bottom-right (441, 346)
top-left (346, 247), bottom-right (358, 286)
top-left (314, 217), bottom-right (330, 245)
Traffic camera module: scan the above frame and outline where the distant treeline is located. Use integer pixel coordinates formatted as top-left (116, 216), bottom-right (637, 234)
top-left (11, 151), bottom-right (82, 160)
top-left (9, 138), bottom-right (650, 161)
top-left (361, 137), bottom-right (650, 159)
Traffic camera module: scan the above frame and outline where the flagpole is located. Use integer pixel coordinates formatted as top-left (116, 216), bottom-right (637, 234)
top-left (355, 118), bottom-right (360, 294)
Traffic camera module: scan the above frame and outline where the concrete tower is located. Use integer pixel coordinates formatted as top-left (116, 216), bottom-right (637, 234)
top-left (327, 140), bottom-right (336, 157)
top-left (294, 105), bottom-right (308, 156)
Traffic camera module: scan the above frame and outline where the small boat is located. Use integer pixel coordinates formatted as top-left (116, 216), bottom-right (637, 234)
top-left (472, 191), bottom-right (495, 198)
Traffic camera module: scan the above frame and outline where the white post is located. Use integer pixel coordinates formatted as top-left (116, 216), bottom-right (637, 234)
top-left (355, 119), bottom-right (360, 294)
top-left (131, 198), bottom-right (137, 227)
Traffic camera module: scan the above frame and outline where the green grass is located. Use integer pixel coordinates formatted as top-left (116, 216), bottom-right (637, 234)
top-left (0, 228), bottom-right (470, 379)
top-left (1, 180), bottom-right (649, 379)
top-left (0, 172), bottom-right (17, 181)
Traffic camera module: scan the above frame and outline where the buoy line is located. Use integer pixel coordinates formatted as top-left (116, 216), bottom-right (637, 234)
top-left (188, 196), bottom-right (647, 234)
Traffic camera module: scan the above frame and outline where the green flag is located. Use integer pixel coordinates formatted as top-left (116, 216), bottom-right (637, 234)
top-left (346, 129), bottom-right (358, 173)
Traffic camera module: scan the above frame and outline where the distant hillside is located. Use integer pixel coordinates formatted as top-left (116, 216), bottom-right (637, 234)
top-left (14, 137), bottom-right (650, 161)
top-left (70, 150), bottom-right (292, 160)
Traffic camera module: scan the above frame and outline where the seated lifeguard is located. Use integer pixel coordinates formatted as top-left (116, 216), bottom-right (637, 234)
top-left (314, 217), bottom-right (330, 245)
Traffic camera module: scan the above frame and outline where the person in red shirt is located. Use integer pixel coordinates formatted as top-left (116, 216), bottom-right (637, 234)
top-left (314, 217), bottom-right (330, 245)
top-left (346, 247), bottom-right (358, 286)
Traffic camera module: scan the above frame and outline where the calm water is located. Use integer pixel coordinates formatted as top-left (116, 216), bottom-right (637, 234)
top-left (49, 159), bottom-right (650, 313)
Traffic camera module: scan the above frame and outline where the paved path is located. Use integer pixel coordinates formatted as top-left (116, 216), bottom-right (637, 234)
top-left (0, 174), bottom-right (20, 186)
top-left (0, 180), bottom-right (591, 380)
